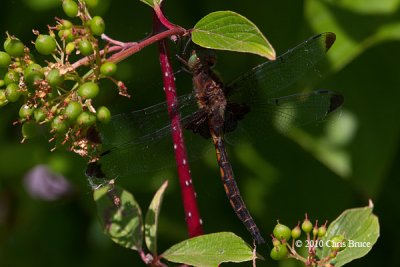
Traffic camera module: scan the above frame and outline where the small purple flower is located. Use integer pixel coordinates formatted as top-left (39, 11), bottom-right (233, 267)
top-left (24, 165), bottom-right (73, 201)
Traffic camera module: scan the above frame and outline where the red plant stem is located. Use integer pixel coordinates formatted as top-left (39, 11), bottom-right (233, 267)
top-left (71, 27), bottom-right (186, 70)
top-left (153, 11), bottom-right (203, 238)
top-left (153, 4), bottom-right (181, 30)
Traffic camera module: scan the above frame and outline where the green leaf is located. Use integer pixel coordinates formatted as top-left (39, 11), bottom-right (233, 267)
top-left (192, 11), bottom-right (276, 60)
top-left (93, 181), bottom-right (144, 251)
top-left (316, 201), bottom-right (380, 267)
top-left (162, 232), bottom-right (257, 267)
top-left (145, 180), bottom-right (169, 256)
top-left (138, 0), bottom-right (162, 8)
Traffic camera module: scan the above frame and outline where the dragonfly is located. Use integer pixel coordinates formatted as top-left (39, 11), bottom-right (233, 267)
top-left (86, 32), bottom-right (344, 245)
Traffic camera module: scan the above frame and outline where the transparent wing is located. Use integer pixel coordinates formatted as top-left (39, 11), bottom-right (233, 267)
top-left (101, 93), bottom-right (197, 146)
top-left (227, 32), bottom-right (336, 99)
top-left (225, 90), bottom-right (343, 145)
top-left (96, 93), bottom-right (212, 177)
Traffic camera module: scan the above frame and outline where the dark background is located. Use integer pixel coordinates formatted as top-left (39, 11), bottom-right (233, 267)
top-left (0, 0), bottom-right (399, 266)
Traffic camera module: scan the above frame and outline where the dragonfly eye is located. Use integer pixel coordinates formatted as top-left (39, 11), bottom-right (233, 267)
top-left (188, 50), bottom-right (217, 70)
top-left (188, 52), bottom-right (200, 70)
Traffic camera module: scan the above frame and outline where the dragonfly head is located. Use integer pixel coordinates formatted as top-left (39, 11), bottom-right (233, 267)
top-left (188, 49), bottom-right (217, 72)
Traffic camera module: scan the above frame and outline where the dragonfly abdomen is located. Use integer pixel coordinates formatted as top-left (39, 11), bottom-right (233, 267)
top-left (212, 134), bottom-right (265, 244)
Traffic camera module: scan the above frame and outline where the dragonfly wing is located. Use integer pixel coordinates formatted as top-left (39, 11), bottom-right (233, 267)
top-left (93, 93), bottom-right (212, 178)
top-left (227, 32), bottom-right (336, 99)
top-left (266, 90), bottom-right (344, 132)
top-left (100, 93), bottom-right (197, 146)
top-left (225, 90), bottom-right (343, 144)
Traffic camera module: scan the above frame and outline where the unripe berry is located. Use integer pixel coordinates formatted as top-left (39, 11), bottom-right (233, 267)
top-left (4, 70), bottom-right (20, 85)
top-left (76, 111), bottom-right (96, 127)
top-left (78, 82), bottom-right (99, 99)
top-left (5, 83), bottom-right (21, 102)
top-left (271, 236), bottom-right (281, 247)
top-left (313, 224), bottom-right (319, 237)
top-left (62, 0), bottom-right (79, 18)
top-left (78, 39), bottom-right (93, 56)
top-left (51, 116), bottom-right (69, 133)
top-left (35, 35), bottom-right (57, 55)
top-left (97, 106), bottom-right (111, 123)
top-left (58, 29), bottom-right (74, 42)
top-left (84, 0), bottom-right (99, 8)
top-left (65, 101), bottom-right (82, 120)
top-left (0, 51), bottom-right (11, 68)
top-left (318, 225), bottom-right (327, 238)
top-left (90, 16), bottom-right (105, 36)
top-left (302, 218), bottom-right (313, 234)
top-left (0, 80), bottom-right (4, 88)
top-left (22, 121), bottom-right (39, 139)
top-left (291, 225), bottom-right (301, 239)
top-left (66, 42), bottom-right (76, 55)
top-left (62, 20), bottom-right (73, 29)
top-left (100, 61), bottom-right (117, 76)
top-left (24, 63), bottom-right (44, 88)
top-left (330, 235), bottom-right (346, 252)
top-left (19, 104), bottom-right (34, 118)
top-left (4, 37), bottom-right (25, 57)
top-left (273, 222), bottom-right (291, 241)
top-left (46, 69), bottom-right (64, 88)
top-left (34, 108), bottom-right (47, 122)
top-left (270, 244), bottom-right (288, 261)
top-left (0, 89), bottom-right (8, 107)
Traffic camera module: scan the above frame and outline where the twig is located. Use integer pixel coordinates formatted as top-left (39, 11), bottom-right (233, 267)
top-left (153, 9), bottom-right (203, 238)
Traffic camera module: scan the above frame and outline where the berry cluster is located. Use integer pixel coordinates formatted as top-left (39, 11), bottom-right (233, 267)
top-left (270, 214), bottom-right (346, 267)
top-left (0, 0), bottom-right (129, 157)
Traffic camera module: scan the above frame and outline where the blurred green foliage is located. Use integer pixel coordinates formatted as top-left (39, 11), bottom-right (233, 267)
top-left (0, 0), bottom-right (399, 266)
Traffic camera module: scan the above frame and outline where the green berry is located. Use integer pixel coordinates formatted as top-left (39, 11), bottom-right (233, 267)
top-left (84, 0), bottom-right (99, 8)
top-left (78, 39), bottom-right (94, 56)
top-left (0, 51), bottom-right (11, 68)
top-left (35, 35), bottom-right (57, 55)
top-left (58, 29), bottom-right (74, 42)
top-left (5, 83), bottom-right (21, 102)
top-left (0, 89), bottom-right (8, 107)
top-left (52, 116), bottom-right (69, 133)
top-left (62, 0), bottom-right (79, 18)
top-left (273, 222), bottom-right (291, 241)
top-left (90, 16), bottom-right (105, 36)
top-left (100, 61), bottom-right (117, 76)
top-left (0, 80), bottom-right (4, 88)
top-left (4, 37), bottom-right (25, 57)
top-left (65, 101), bottom-right (82, 120)
top-left (19, 104), bottom-right (34, 118)
top-left (76, 111), bottom-right (96, 127)
top-left (22, 121), bottom-right (39, 139)
top-left (97, 106), bottom-right (111, 123)
top-left (78, 82), bottom-right (99, 99)
top-left (330, 235), bottom-right (346, 252)
top-left (24, 63), bottom-right (44, 89)
top-left (291, 225), bottom-right (301, 239)
top-left (313, 225), bottom-right (319, 237)
top-left (4, 70), bottom-right (20, 85)
top-left (272, 236), bottom-right (281, 247)
top-left (318, 225), bottom-right (327, 238)
top-left (62, 20), bottom-right (73, 29)
top-left (270, 244), bottom-right (288, 261)
top-left (65, 42), bottom-right (75, 55)
top-left (46, 69), bottom-right (64, 88)
top-left (34, 108), bottom-right (47, 122)
top-left (302, 219), bottom-right (313, 234)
